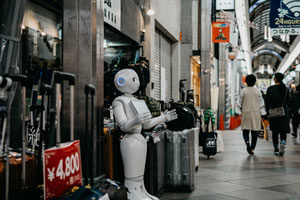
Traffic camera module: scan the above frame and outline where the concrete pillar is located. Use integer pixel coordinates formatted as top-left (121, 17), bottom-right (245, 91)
top-left (218, 43), bottom-right (226, 126)
top-left (225, 59), bottom-right (232, 128)
top-left (172, 42), bottom-right (181, 101)
top-left (181, 0), bottom-right (192, 95)
top-left (63, 0), bottom-right (104, 178)
top-left (144, 0), bottom-right (155, 97)
top-left (200, 0), bottom-right (212, 109)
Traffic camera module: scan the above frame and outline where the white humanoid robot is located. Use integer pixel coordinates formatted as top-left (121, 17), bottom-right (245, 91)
top-left (112, 69), bottom-right (177, 200)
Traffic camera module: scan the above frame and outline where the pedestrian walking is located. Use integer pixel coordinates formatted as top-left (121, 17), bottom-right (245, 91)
top-left (266, 73), bottom-right (290, 156)
top-left (237, 74), bottom-right (266, 155)
top-left (289, 84), bottom-right (300, 137)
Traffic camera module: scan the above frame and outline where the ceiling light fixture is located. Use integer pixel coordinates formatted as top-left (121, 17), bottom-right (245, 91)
top-left (277, 36), bottom-right (300, 73)
top-left (147, 9), bottom-right (155, 16)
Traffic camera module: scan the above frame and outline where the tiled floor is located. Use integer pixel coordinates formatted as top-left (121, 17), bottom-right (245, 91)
top-left (161, 129), bottom-right (300, 200)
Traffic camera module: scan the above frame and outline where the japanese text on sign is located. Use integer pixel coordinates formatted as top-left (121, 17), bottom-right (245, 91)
top-left (271, 28), bottom-right (300, 35)
top-left (270, 0), bottom-right (300, 35)
top-left (103, 0), bottom-right (121, 30)
top-left (44, 140), bottom-right (82, 200)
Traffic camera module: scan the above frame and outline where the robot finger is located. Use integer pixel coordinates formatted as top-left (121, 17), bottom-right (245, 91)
top-left (168, 109), bottom-right (177, 115)
top-left (135, 113), bottom-right (146, 123)
top-left (172, 114), bottom-right (178, 119)
top-left (143, 113), bottom-right (152, 121)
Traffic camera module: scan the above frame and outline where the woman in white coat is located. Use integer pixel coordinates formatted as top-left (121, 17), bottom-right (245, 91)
top-left (237, 74), bottom-right (266, 154)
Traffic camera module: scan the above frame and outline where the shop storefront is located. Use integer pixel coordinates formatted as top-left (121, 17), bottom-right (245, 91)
top-left (190, 56), bottom-right (201, 107)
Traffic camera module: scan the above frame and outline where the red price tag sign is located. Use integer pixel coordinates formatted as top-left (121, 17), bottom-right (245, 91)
top-left (44, 140), bottom-right (83, 200)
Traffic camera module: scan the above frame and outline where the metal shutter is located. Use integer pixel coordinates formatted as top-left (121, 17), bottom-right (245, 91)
top-left (153, 29), bottom-right (172, 101)
top-left (153, 30), bottom-right (161, 100)
top-left (160, 33), bottom-right (172, 102)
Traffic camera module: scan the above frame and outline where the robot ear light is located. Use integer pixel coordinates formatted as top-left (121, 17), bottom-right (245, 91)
top-left (117, 77), bottom-right (126, 87)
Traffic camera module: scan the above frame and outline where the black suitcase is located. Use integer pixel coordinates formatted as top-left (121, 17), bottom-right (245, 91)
top-left (144, 126), bottom-right (165, 197)
top-left (203, 118), bottom-right (217, 159)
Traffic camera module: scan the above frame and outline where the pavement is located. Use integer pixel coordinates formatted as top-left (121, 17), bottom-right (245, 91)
top-left (161, 129), bottom-right (300, 200)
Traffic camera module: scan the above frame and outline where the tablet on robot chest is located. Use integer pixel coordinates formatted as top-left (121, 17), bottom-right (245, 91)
top-left (130, 99), bottom-right (151, 115)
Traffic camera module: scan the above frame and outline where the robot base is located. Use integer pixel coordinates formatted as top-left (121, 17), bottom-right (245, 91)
top-left (125, 177), bottom-right (159, 200)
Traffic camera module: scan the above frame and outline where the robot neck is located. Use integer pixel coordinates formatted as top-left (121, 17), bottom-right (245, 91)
top-left (124, 93), bottom-right (133, 98)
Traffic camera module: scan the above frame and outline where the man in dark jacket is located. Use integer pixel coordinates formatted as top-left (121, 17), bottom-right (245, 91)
top-left (289, 85), bottom-right (300, 137)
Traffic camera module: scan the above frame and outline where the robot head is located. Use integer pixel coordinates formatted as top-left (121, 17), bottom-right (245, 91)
top-left (114, 69), bottom-right (140, 94)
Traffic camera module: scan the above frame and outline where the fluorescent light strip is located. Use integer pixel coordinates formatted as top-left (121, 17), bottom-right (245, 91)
top-left (235, 0), bottom-right (253, 74)
top-left (277, 36), bottom-right (300, 73)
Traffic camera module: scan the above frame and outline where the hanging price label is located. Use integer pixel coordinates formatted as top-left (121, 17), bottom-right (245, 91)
top-left (44, 140), bottom-right (83, 200)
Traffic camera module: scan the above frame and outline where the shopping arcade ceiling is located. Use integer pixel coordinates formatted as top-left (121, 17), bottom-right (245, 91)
top-left (249, 0), bottom-right (297, 73)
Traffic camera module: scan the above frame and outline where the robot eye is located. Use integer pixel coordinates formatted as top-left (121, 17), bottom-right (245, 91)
top-left (117, 77), bottom-right (126, 87)
top-left (133, 77), bottom-right (136, 82)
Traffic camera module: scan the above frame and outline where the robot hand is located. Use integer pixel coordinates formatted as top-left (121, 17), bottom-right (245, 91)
top-left (163, 109), bottom-right (178, 122)
top-left (135, 112), bottom-right (152, 124)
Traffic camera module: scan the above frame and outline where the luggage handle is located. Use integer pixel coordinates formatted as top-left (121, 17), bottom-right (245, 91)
top-left (54, 71), bottom-right (76, 86)
top-left (84, 84), bottom-right (95, 186)
top-left (40, 84), bottom-right (52, 95)
top-left (0, 76), bottom-right (12, 200)
top-left (54, 72), bottom-right (76, 146)
top-left (0, 77), bottom-right (9, 154)
top-left (5, 74), bottom-right (29, 192)
top-left (37, 84), bottom-right (52, 183)
top-left (5, 74), bottom-right (28, 86)
top-left (85, 84), bottom-right (95, 96)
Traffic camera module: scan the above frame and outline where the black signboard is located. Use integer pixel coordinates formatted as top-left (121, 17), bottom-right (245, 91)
top-left (270, 0), bottom-right (300, 35)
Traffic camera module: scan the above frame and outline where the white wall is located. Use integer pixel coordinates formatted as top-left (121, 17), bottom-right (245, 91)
top-left (151, 0), bottom-right (181, 40)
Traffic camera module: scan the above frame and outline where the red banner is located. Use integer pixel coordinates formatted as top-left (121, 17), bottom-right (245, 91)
top-left (212, 22), bottom-right (230, 43)
top-left (44, 140), bottom-right (83, 200)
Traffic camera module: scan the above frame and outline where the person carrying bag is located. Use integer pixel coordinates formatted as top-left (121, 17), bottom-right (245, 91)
top-left (236, 75), bottom-right (267, 155)
top-left (266, 73), bottom-right (290, 156)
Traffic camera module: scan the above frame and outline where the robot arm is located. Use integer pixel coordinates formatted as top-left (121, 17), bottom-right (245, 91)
top-left (142, 115), bottom-right (164, 130)
top-left (142, 109), bottom-right (177, 130)
top-left (113, 100), bottom-right (152, 133)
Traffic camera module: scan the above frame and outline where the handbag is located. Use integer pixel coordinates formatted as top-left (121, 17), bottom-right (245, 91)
top-left (268, 88), bottom-right (288, 118)
top-left (269, 107), bottom-right (285, 118)
top-left (257, 120), bottom-right (264, 139)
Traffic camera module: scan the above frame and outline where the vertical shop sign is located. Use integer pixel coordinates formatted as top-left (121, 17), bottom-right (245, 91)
top-left (212, 22), bottom-right (230, 43)
top-left (216, 0), bottom-right (235, 11)
top-left (103, 0), bottom-right (121, 30)
top-left (270, 0), bottom-right (300, 35)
